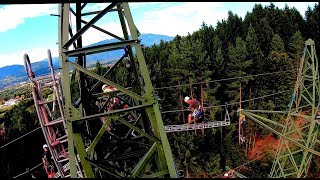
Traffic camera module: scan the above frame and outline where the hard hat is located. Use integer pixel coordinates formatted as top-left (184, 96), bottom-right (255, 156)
top-left (102, 84), bottom-right (108, 91)
top-left (224, 173), bottom-right (229, 177)
top-left (43, 144), bottom-right (48, 149)
top-left (184, 96), bottom-right (190, 102)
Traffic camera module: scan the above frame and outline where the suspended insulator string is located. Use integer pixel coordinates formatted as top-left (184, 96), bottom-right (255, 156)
top-left (161, 90), bottom-right (291, 114)
top-left (0, 127), bottom-right (41, 149)
top-left (13, 162), bottom-right (43, 178)
top-left (154, 70), bottom-right (294, 90)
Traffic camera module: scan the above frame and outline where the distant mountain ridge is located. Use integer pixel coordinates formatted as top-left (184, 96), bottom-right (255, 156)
top-left (0, 33), bottom-right (173, 90)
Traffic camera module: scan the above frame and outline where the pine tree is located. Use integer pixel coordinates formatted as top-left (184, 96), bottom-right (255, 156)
top-left (289, 30), bottom-right (304, 77)
top-left (246, 24), bottom-right (264, 74)
top-left (271, 34), bottom-right (285, 52)
top-left (226, 37), bottom-right (252, 104)
top-left (304, 3), bottom-right (319, 57)
top-left (215, 47), bottom-right (224, 78)
top-left (249, 15), bottom-right (274, 55)
top-left (245, 24), bottom-right (264, 109)
top-left (267, 34), bottom-right (294, 110)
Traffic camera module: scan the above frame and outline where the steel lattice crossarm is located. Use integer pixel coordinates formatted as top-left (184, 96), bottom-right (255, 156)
top-left (57, 2), bottom-right (177, 178)
top-left (240, 39), bottom-right (320, 178)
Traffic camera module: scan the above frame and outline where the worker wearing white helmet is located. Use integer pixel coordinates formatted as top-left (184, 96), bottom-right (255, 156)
top-left (184, 96), bottom-right (203, 126)
top-left (224, 173), bottom-right (229, 177)
top-left (42, 144), bottom-right (54, 176)
top-left (102, 84), bottom-right (117, 93)
top-left (223, 169), bottom-right (235, 178)
top-left (43, 144), bottom-right (48, 149)
top-left (42, 144), bottom-right (49, 173)
top-left (184, 96), bottom-right (190, 102)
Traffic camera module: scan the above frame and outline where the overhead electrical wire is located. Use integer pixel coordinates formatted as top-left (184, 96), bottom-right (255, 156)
top-left (0, 126), bottom-right (41, 149)
top-left (13, 162), bottom-right (43, 178)
top-left (154, 70), bottom-right (294, 90)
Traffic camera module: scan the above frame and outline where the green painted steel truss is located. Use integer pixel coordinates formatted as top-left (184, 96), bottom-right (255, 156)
top-left (241, 39), bottom-right (320, 178)
top-left (58, 3), bottom-right (177, 178)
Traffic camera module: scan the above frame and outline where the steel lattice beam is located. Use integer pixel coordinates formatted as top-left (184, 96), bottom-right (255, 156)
top-left (58, 2), bottom-right (177, 178)
top-left (241, 39), bottom-right (320, 178)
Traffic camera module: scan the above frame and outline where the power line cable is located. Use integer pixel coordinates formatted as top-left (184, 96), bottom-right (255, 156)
top-left (13, 162), bottom-right (43, 178)
top-left (154, 70), bottom-right (294, 90)
top-left (0, 126), bottom-right (41, 149)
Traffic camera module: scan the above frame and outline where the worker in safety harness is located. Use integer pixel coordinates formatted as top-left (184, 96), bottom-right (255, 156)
top-left (101, 84), bottom-right (132, 133)
top-left (238, 109), bottom-right (246, 143)
top-left (101, 84), bottom-right (118, 132)
top-left (102, 84), bottom-right (130, 112)
top-left (184, 96), bottom-right (203, 126)
top-left (42, 144), bottom-right (55, 178)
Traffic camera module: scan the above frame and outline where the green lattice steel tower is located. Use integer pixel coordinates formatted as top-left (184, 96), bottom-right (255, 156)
top-left (242, 39), bottom-right (320, 178)
top-left (58, 3), bottom-right (177, 178)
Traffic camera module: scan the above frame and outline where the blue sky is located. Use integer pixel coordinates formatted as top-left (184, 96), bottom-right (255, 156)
top-left (0, 2), bottom-right (317, 68)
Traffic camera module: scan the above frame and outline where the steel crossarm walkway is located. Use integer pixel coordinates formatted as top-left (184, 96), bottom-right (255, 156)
top-left (165, 121), bottom-right (231, 133)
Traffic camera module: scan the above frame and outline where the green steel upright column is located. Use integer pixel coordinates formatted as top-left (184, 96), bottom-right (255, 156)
top-left (58, 3), bottom-right (95, 178)
top-left (242, 39), bottom-right (319, 178)
top-left (58, 2), bottom-right (177, 178)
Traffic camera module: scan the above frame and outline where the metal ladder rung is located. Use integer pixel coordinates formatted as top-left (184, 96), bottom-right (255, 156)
top-left (56, 135), bottom-right (68, 142)
top-left (54, 159), bottom-right (83, 178)
top-left (58, 158), bottom-right (69, 163)
top-left (45, 118), bottom-right (64, 126)
top-left (41, 81), bottom-right (60, 88)
top-left (39, 77), bottom-right (58, 83)
top-left (38, 99), bottom-right (56, 105)
top-left (58, 154), bottom-right (68, 159)
top-left (33, 75), bottom-right (52, 81)
top-left (59, 139), bottom-right (68, 144)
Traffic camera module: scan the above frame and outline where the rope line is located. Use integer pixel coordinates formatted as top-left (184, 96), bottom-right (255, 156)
top-left (212, 154), bottom-right (266, 178)
top-left (0, 127), bottom-right (41, 149)
top-left (161, 90), bottom-right (291, 114)
top-left (154, 70), bottom-right (294, 90)
top-left (13, 162), bottom-right (43, 178)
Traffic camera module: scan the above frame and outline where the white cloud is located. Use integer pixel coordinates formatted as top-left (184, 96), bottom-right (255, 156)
top-left (135, 2), bottom-right (226, 37)
top-left (0, 4), bottom-right (58, 32)
top-left (0, 47), bottom-right (59, 67)
top-left (129, 2), bottom-right (165, 9)
top-left (132, 2), bottom-right (316, 37)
